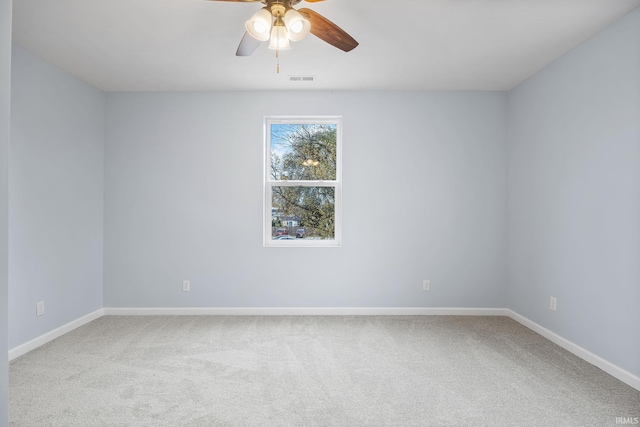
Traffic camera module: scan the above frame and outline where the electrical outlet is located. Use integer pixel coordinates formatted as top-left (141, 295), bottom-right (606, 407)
top-left (182, 280), bottom-right (190, 292)
top-left (550, 296), bottom-right (557, 311)
top-left (423, 280), bottom-right (430, 291)
top-left (36, 301), bottom-right (45, 317)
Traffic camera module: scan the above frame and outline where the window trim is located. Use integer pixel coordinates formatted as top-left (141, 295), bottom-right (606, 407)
top-left (263, 116), bottom-right (342, 247)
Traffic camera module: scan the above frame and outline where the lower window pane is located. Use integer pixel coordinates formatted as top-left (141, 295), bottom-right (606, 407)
top-left (272, 186), bottom-right (335, 240)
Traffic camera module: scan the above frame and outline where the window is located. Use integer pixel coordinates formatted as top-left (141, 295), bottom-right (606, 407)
top-left (264, 117), bottom-right (342, 247)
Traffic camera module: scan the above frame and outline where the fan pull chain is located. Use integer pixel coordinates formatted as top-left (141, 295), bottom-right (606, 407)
top-left (276, 48), bottom-right (280, 73)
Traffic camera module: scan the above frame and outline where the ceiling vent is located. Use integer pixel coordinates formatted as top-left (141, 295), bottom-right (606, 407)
top-left (289, 75), bottom-right (315, 82)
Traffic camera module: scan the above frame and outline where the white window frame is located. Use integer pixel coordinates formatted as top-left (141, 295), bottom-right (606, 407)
top-left (264, 116), bottom-right (342, 247)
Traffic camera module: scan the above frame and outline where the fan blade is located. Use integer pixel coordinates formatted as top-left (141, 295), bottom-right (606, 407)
top-left (206, 0), bottom-right (262, 2)
top-left (298, 8), bottom-right (358, 52)
top-left (305, 0), bottom-right (326, 2)
top-left (236, 32), bottom-right (262, 56)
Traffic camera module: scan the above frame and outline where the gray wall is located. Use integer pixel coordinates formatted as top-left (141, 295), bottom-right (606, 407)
top-left (9, 45), bottom-right (104, 348)
top-left (507, 8), bottom-right (640, 377)
top-left (0, 0), bottom-right (10, 423)
top-left (104, 91), bottom-right (508, 308)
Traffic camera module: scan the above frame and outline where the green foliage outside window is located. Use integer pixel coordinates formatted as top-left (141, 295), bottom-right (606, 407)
top-left (271, 124), bottom-right (337, 240)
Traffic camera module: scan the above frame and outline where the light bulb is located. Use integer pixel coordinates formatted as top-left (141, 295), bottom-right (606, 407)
top-left (253, 21), bottom-right (267, 34)
top-left (268, 18), bottom-right (291, 50)
top-left (283, 9), bottom-right (310, 42)
top-left (245, 8), bottom-right (272, 41)
top-left (290, 21), bottom-right (303, 34)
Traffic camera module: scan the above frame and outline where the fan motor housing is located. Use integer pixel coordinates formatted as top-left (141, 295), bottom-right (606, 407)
top-left (264, 0), bottom-right (301, 8)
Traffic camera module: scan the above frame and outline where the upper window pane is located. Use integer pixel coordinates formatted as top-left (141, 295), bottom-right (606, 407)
top-left (270, 123), bottom-right (337, 181)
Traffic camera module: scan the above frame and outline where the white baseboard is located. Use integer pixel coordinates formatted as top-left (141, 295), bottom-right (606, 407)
top-left (103, 307), bottom-right (510, 316)
top-left (508, 310), bottom-right (640, 392)
top-left (8, 308), bottom-right (104, 361)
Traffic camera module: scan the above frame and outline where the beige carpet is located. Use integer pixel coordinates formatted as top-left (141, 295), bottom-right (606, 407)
top-left (9, 315), bottom-right (640, 426)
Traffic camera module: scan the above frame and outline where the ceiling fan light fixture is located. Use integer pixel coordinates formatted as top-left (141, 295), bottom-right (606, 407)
top-left (268, 17), bottom-right (291, 50)
top-left (245, 7), bottom-right (272, 41)
top-left (283, 9), bottom-right (310, 42)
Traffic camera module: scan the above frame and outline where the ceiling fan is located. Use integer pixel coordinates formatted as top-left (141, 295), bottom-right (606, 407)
top-left (208, 0), bottom-right (358, 57)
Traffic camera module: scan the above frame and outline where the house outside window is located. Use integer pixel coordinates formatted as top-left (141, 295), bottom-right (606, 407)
top-left (264, 117), bottom-right (342, 247)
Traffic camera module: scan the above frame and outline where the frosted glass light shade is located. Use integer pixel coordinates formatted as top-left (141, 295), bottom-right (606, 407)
top-left (268, 20), bottom-right (291, 50)
top-left (283, 9), bottom-right (310, 42)
top-left (245, 8), bottom-right (272, 41)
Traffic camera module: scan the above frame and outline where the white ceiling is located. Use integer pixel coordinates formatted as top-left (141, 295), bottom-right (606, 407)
top-left (11, 0), bottom-right (640, 92)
